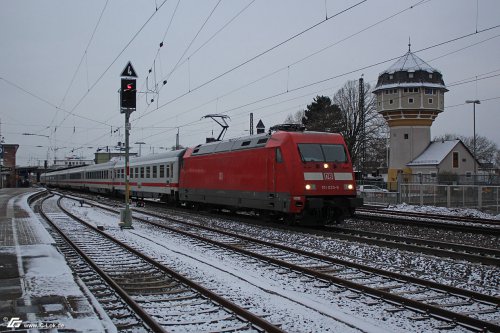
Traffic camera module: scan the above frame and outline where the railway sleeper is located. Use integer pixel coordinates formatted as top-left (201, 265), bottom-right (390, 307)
top-left (119, 280), bottom-right (178, 288)
top-left (161, 306), bottom-right (222, 317)
top-left (135, 292), bottom-right (199, 303)
top-left (158, 313), bottom-right (236, 326)
top-left (429, 300), bottom-right (474, 308)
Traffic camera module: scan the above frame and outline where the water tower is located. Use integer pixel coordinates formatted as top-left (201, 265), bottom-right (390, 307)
top-left (372, 46), bottom-right (448, 187)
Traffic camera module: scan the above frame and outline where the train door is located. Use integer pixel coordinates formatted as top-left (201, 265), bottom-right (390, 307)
top-left (267, 147), bottom-right (288, 212)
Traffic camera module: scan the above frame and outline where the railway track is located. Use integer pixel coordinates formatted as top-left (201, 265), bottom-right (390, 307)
top-left (70, 196), bottom-right (500, 332)
top-left (37, 194), bottom-right (283, 333)
top-left (328, 226), bottom-right (500, 266)
top-left (356, 207), bottom-right (500, 235)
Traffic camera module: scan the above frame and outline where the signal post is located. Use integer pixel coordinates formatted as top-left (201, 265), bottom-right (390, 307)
top-left (119, 62), bottom-right (137, 229)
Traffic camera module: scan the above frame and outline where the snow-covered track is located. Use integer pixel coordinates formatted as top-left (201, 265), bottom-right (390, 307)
top-left (328, 226), bottom-right (500, 266)
top-left (39, 195), bottom-right (283, 333)
top-left (81, 199), bottom-right (500, 332)
top-left (356, 208), bottom-right (500, 235)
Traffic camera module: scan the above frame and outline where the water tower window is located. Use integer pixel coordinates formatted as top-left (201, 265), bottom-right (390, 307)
top-left (428, 98), bottom-right (433, 104)
top-left (404, 134), bottom-right (409, 139)
top-left (389, 99), bottom-right (394, 104)
top-left (408, 72), bottom-right (414, 78)
top-left (408, 98), bottom-right (414, 104)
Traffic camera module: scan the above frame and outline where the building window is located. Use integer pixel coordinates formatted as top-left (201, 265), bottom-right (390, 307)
top-left (429, 73), bottom-right (433, 79)
top-left (408, 73), bottom-right (414, 78)
top-left (408, 98), bottom-right (414, 104)
top-left (385, 90), bottom-right (389, 94)
top-left (404, 133), bottom-right (409, 139)
top-left (428, 98), bottom-right (433, 104)
top-left (389, 99), bottom-right (394, 104)
top-left (403, 88), bottom-right (408, 93)
top-left (389, 74), bottom-right (393, 80)
top-left (452, 152), bottom-right (459, 168)
top-left (430, 172), bottom-right (437, 178)
top-left (465, 171), bottom-right (472, 178)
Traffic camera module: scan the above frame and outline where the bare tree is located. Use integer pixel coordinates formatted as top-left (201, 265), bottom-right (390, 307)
top-left (284, 109), bottom-right (305, 124)
top-left (332, 80), bottom-right (387, 168)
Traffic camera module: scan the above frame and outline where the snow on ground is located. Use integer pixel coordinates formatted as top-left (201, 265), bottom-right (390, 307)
top-left (10, 192), bottom-right (111, 332)
top-left (386, 203), bottom-right (500, 219)
top-left (62, 197), bottom-right (496, 332)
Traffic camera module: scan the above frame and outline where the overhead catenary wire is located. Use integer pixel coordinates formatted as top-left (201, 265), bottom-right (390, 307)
top-left (12, 2), bottom-right (500, 160)
top-left (134, 0), bottom-right (431, 128)
top-left (137, 0), bottom-right (368, 122)
top-left (55, 0), bottom-right (170, 130)
top-left (134, 27), bottom-right (500, 148)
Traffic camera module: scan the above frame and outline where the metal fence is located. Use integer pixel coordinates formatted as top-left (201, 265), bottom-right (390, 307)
top-left (399, 184), bottom-right (500, 214)
top-left (359, 184), bottom-right (500, 214)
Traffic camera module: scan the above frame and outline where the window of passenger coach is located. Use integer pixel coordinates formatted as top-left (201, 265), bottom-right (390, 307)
top-left (153, 165), bottom-right (157, 178)
top-left (160, 165), bottom-right (165, 178)
top-left (146, 166), bottom-right (151, 178)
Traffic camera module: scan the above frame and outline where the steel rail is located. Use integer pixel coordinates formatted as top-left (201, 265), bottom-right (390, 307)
top-left (56, 196), bottom-right (284, 333)
top-left (39, 197), bottom-right (166, 333)
top-left (358, 206), bottom-right (500, 226)
top-left (76, 197), bottom-right (500, 332)
top-left (329, 226), bottom-right (500, 266)
top-left (355, 211), bottom-right (500, 235)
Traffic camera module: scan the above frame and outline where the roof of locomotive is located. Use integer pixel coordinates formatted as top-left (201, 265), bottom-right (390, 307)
top-left (188, 130), bottom-right (345, 156)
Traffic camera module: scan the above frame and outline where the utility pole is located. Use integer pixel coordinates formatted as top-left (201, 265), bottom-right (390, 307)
top-left (358, 76), bottom-right (365, 175)
top-left (119, 62), bottom-right (137, 229)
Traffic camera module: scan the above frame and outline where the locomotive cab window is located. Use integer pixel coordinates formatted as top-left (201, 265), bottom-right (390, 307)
top-left (298, 144), bottom-right (347, 163)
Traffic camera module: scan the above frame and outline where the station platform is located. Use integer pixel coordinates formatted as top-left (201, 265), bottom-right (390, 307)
top-left (0, 188), bottom-right (111, 332)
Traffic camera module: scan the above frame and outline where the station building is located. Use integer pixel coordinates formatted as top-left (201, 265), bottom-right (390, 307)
top-left (373, 47), bottom-right (479, 189)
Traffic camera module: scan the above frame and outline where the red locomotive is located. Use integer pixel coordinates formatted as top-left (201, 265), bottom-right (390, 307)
top-left (180, 125), bottom-right (362, 224)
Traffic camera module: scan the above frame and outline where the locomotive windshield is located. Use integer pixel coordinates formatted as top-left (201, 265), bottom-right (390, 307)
top-left (298, 144), bottom-right (347, 162)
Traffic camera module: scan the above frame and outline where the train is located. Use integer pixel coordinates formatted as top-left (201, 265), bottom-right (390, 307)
top-left (41, 126), bottom-right (362, 225)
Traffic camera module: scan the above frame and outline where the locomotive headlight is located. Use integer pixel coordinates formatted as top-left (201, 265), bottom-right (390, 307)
top-left (344, 184), bottom-right (354, 190)
top-left (305, 184), bottom-right (316, 190)
top-left (323, 163), bottom-right (329, 169)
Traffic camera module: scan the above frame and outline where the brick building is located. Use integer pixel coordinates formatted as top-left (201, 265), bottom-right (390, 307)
top-left (1, 144), bottom-right (19, 188)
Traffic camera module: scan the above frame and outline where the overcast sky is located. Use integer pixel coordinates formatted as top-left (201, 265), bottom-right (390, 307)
top-left (1, 0), bottom-right (499, 166)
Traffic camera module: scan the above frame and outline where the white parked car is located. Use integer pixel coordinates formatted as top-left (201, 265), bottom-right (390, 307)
top-left (357, 185), bottom-right (388, 193)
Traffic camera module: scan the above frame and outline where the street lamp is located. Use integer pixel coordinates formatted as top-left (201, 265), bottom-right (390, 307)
top-left (134, 141), bottom-right (146, 156)
top-left (465, 100), bottom-right (480, 175)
